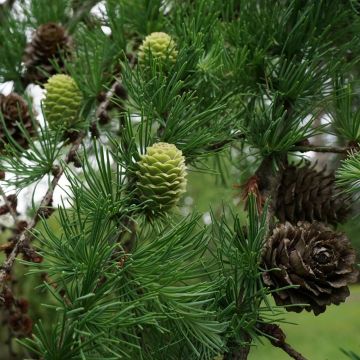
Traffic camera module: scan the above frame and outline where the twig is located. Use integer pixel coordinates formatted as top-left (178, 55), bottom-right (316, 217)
top-left (0, 133), bottom-right (85, 285)
top-left (95, 52), bottom-right (136, 133)
top-left (207, 132), bottom-right (245, 151)
top-left (280, 343), bottom-right (308, 360)
top-left (0, 185), bottom-right (17, 224)
top-left (292, 144), bottom-right (351, 154)
top-left (0, 0), bottom-right (16, 19)
top-left (96, 80), bottom-right (128, 127)
top-left (209, 136), bottom-right (353, 155)
top-left (6, 322), bottom-right (15, 359)
top-left (256, 156), bottom-right (283, 238)
top-left (67, 0), bottom-right (102, 31)
top-left (257, 323), bottom-right (308, 360)
top-left (224, 335), bottom-right (252, 360)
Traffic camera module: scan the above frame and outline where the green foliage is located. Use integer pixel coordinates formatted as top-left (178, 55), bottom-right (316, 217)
top-left (0, 115), bottom-right (62, 189)
top-left (65, 141), bottom-right (132, 219)
top-left (66, 26), bottom-right (126, 115)
top-left (116, 0), bottom-right (165, 36)
top-left (0, 11), bottom-right (27, 86)
top-left (210, 195), bottom-right (283, 349)
top-left (24, 0), bottom-right (72, 27)
top-left (336, 151), bottom-right (360, 197)
top-left (21, 204), bottom-right (226, 358)
top-left (331, 79), bottom-right (360, 143)
top-left (121, 57), bottom-right (236, 163)
top-left (241, 95), bottom-right (317, 156)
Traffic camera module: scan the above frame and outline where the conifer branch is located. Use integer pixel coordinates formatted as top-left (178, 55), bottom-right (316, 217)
top-left (0, 132), bottom-right (85, 285)
top-left (225, 157), bottom-right (282, 360)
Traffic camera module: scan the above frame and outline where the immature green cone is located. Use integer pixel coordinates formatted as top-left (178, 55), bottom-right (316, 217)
top-left (138, 32), bottom-right (178, 65)
top-left (136, 142), bottom-right (187, 212)
top-left (43, 74), bottom-right (82, 131)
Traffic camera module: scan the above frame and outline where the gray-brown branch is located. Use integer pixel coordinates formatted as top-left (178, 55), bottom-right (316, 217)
top-left (0, 185), bottom-right (17, 223)
top-left (257, 323), bottom-right (308, 360)
top-left (67, 0), bottom-right (102, 31)
top-left (208, 136), bottom-right (352, 155)
top-left (292, 144), bottom-right (351, 154)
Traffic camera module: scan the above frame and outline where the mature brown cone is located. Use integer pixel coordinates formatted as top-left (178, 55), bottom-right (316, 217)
top-left (262, 222), bottom-right (358, 315)
top-left (23, 23), bottom-right (72, 84)
top-left (275, 163), bottom-right (351, 225)
top-left (0, 93), bottom-right (36, 150)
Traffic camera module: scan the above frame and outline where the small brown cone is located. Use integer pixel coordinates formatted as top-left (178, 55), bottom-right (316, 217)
top-left (23, 23), bottom-right (72, 84)
top-left (262, 221), bottom-right (358, 315)
top-left (0, 93), bottom-right (35, 150)
top-left (275, 162), bottom-right (351, 225)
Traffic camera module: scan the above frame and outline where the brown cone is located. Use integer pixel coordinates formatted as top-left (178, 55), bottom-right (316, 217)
top-left (0, 93), bottom-right (36, 150)
top-left (23, 23), bottom-right (72, 84)
top-left (275, 163), bottom-right (351, 225)
top-left (262, 221), bottom-right (358, 315)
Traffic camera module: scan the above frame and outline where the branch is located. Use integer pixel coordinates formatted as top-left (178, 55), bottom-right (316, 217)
top-left (96, 80), bottom-right (128, 126)
top-left (255, 156), bottom-right (282, 235)
top-left (292, 144), bottom-right (350, 154)
top-left (67, 0), bottom-right (102, 31)
top-left (207, 132), bottom-right (245, 151)
top-left (0, 132), bottom-right (85, 285)
top-left (224, 335), bottom-right (251, 360)
top-left (0, 0), bottom-right (16, 18)
top-left (0, 185), bottom-right (17, 224)
top-left (95, 52), bottom-right (137, 132)
top-left (257, 323), bottom-right (308, 360)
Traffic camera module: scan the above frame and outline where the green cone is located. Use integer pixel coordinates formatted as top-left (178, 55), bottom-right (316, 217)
top-left (138, 32), bottom-right (178, 65)
top-left (43, 74), bottom-right (83, 131)
top-left (136, 142), bottom-right (187, 212)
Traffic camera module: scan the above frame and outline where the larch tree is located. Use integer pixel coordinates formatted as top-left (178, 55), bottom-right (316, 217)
top-left (0, 1), bottom-right (359, 359)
